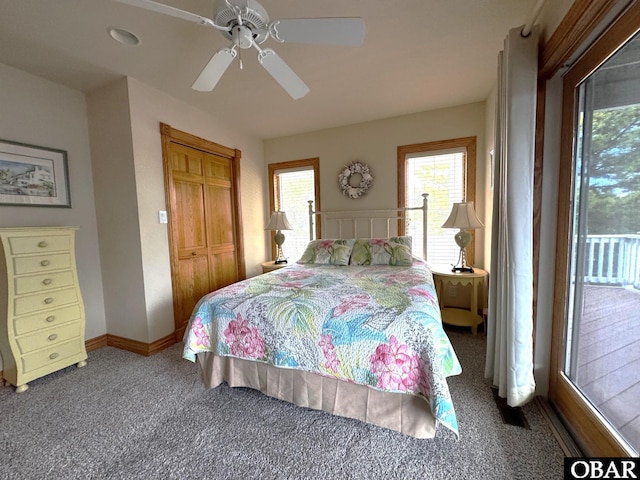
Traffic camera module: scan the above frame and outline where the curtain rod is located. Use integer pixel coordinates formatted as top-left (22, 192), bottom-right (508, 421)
top-left (521, 0), bottom-right (546, 37)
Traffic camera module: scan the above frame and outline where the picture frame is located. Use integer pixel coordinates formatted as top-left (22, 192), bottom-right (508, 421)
top-left (0, 139), bottom-right (71, 208)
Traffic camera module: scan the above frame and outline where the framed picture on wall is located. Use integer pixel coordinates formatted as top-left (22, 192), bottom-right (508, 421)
top-left (0, 139), bottom-right (71, 208)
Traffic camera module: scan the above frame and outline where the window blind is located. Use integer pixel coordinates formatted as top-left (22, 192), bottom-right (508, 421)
top-left (406, 148), bottom-right (466, 264)
top-left (273, 168), bottom-right (315, 263)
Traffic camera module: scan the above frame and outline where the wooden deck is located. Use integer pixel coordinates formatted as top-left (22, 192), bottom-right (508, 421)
top-left (575, 285), bottom-right (640, 454)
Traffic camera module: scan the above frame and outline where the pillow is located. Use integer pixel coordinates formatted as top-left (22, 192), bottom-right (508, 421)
top-left (350, 236), bottom-right (413, 266)
top-left (297, 239), bottom-right (355, 265)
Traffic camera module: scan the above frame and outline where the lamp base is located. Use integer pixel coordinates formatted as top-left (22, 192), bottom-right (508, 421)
top-left (274, 236), bottom-right (287, 264)
top-left (451, 266), bottom-right (474, 273)
top-left (451, 244), bottom-right (474, 273)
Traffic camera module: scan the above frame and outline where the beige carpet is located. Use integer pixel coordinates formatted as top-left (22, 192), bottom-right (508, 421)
top-left (0, 330), bottom-right (564, 479)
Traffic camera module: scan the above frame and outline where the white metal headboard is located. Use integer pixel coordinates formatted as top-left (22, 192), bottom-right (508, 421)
top-left (308, 193), bottom-right (429, 259)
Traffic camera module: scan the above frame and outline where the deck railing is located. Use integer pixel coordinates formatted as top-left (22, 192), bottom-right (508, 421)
top-left (585, 234), bottom-right (640, 289)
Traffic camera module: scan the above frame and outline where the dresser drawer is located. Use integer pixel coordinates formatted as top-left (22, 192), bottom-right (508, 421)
top-left (12, 253), bottom-right (72, 275)
top-left (7, 234), bottom-right (70, 255)
top-left (16, 322), bottom-right (82, 355)
top-left (14, 270), bottom-right (75, 295)
top-left (13, 304), bottom-right (83, 336)
top-left (13, 287), bottom-right (79, 316)
top-left (21, 338), bottom-right (84, 374)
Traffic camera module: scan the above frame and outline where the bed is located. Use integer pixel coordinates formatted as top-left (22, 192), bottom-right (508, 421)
top-left (182, 195), bottom-right (462, 438)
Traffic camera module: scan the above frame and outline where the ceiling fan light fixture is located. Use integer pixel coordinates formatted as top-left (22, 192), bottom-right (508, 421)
top-left (232, 24), bottom-right (255, 49)
top-left (108, 26), bottom-right (141, 46)
top-left (215, 0), bottom-right (270, 44)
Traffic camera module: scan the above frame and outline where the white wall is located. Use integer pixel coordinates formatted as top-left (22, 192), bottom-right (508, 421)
top-left (86, 78), bottom-right (148, 342)
top-left (0, 63), bottom-right (266, 353)
top-left (264, 102), bottom-right (488, 268)
top-left (0, 62), bottom-right (107, 371)
top-left (127, 77), bottom-right (267, 340)
top-left (5, 2), bottom-right (574, 362)
top-left (538, 0), bottom-right (575, 41)
top-left (87, 77), bottom-right (266, 344)
top-left (483, 85), bottom-right (496, 271)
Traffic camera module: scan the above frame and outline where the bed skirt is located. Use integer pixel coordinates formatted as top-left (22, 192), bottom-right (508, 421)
top-left (196, 353), bottom-right (437, 438)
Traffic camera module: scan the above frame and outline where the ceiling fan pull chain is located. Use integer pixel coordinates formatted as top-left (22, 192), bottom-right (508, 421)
top-left (236, 26), bottom-right (248, 70)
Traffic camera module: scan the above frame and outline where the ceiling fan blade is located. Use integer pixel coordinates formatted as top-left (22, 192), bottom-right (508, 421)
top-left (192, 47), bottom-right (237, 92)
top-left (258, 49), bottom-right (310, 100)
top-left (113, 0), bottom-right (218, 28)
top-left (269, 18), bottom-right (365, 46)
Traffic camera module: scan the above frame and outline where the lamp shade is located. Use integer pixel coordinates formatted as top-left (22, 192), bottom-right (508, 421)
top-left (441, 202), bottom-right (484, 229)
top-left (265, 211), bottom-right (293, 231)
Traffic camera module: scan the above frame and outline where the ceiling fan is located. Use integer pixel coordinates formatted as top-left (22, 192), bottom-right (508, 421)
top-left (114, 0), bottom-right (366, 99)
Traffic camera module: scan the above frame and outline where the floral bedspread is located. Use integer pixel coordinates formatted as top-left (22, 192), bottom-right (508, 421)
top-left (183, 261), bottom-right (462, 435)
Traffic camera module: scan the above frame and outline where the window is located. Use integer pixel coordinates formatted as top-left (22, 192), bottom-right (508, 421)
top-left (398, 137), bottom-right (477, 265)
top-left (552, 13), bottom-right (640, 456)
top-left (268, 158), bottom-right (320, 263)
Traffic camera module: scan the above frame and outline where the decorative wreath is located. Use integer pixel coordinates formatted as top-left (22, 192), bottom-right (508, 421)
top-left (338, 161), bottom-right (374, 199)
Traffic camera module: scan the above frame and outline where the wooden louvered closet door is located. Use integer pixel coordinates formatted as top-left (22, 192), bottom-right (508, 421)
top-left (161, 124), bottom-right (245, 340)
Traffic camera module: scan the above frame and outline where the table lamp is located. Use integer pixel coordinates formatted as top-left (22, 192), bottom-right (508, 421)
top-left (441, 201), bottom-right (484, 273)
top-left (265, 211), bottom-right (293, 264)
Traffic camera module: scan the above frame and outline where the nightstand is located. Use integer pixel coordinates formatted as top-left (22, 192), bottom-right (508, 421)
top-left (261, 261), bottom-right (288, 273)
top-left (431, 266), bottom-right (487, 335)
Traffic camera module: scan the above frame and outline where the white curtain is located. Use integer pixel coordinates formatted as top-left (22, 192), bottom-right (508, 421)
top-left (485, 26), bottom-right (538, 407)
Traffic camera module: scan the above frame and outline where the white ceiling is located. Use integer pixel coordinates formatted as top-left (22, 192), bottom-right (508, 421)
top-left (0, 0), bottom-right (538, 139)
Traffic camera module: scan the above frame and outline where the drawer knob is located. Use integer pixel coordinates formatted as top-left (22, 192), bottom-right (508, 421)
top-left (42, 278), bottom-right (53, 285)
top-left (41, 260), bottom-right (51, 267)
top-left (38, 241), bottom-right (48, 248)
top-left (49, 352), bottom-right (59, 360)
top-left (44, 297), bottom-right (54, 304)
top-left (46, 315), bottom-right (55, 323)
top-left (191, 251), bottom-right (197, 255)
top-left (48, 334), bottom-right (58, 341)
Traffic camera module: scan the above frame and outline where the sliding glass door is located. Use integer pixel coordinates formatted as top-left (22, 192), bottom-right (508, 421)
top-left (551, 4), bottom-right (640, 456)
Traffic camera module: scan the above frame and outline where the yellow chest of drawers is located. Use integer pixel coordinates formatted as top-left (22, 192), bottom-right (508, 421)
top-left (0, 227), bottom-right (87, 392)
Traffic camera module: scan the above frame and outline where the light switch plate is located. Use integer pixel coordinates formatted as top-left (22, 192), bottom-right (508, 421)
top-left (159, 210), bottom-right (168, 224)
